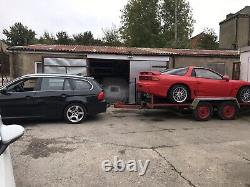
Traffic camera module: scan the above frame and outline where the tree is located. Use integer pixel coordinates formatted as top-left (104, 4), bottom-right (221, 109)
top-left (120, 0), bottom-right (194, 48)
top-left (161, 0), bottom-right (194, 48)
top-left (38, 32), bottom-right (56, 44)
top-left (2, 22), bottom-right (36, 46)
top-left (196, 29), bottom-right (219, 50)
top-left (102, 25), bottom-right (123, 46)
top-left (56, 31), bottom-right (72, 45)
top-left (73, 31), bottom-right (96, 45)
top-left (120, 0), bottom-right (161, 47)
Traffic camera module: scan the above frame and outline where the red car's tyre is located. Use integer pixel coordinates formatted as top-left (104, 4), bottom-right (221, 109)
top-left (218, 102), bottom-right (238, 120)
top-left (193, 102), bottom-right (213, 121)
top-left (237, 86), bottom-right (250, 103)
top-left (168, 85), bottom-right (190, 103)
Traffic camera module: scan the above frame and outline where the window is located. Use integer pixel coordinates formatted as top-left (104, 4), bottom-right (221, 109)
top-left (40, 78), bottom-right (72, 91)
top-left (193, 69), bottom-right (222, 80)
top-left (232, 62), bottom-right (240, 80)
top-left (162, 67), bottom-right (189, 76)
top-left (35, 62), bottom-right (43, 73)
top-left (207, 63), bottom-right (225, 75)
top-left (8, 78), bottom-right (38, 92)
top-left (64, 79), bottom-right (72, 90)
top-left (72, 79), bottom-right (92, 90)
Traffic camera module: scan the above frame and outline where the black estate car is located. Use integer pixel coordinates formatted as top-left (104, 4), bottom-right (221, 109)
top-left (0, 74), bottom-right (107, 123)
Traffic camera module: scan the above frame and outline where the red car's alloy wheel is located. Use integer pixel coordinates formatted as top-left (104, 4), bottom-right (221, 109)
top-left (240, 87), bottom-right (250, 103)
top-left (169, 85), bottom-right (189, 103)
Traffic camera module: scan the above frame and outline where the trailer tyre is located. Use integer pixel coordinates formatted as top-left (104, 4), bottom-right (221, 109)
top-left (193, 102), bottom-right (213, 121)
top-left (218, 102), bottom-right (238, 120)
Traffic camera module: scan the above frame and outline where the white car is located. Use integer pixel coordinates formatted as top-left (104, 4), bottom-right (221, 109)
top-left (0, 116), bottom-right (24, 187)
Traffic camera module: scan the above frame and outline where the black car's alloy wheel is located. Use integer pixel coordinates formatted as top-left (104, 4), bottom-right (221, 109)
top-left (237, 87), bottom-right (250, 103)
top-left (64, 103), bottom-right (87, 124)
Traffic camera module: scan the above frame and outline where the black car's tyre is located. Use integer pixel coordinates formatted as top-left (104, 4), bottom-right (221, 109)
top-left (193, 102), bottom-right (213, 121)
top-left (168, 85), bottom-right (190, 103)
top-left (218, 102), bottom-right (238, 120)
top-left (64, 103), bottom-right (87, 124)
top-left (237, 86), bottom-right (250, 103)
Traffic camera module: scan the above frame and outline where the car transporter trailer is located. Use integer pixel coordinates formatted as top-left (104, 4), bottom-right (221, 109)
top-left (114, 95), bottom-right (250, 121)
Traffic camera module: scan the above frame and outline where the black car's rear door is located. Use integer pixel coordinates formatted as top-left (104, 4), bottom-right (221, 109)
top-left (34, 77), bottom-right (74, 118)
top-left (0, 77), bottom-right (39, 118)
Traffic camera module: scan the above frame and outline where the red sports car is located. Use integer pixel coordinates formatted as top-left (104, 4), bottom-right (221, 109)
top-left (137, 66), bottom-right (250, 103)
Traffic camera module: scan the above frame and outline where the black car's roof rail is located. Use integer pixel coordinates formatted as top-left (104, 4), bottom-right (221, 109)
top-left (22, 74), bottom-right (95, 80)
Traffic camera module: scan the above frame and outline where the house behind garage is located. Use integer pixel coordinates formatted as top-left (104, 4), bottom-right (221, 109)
top-left (220, 6), bottom-right (250, 50)
top-left (7, 45), bottom-right (239, 103)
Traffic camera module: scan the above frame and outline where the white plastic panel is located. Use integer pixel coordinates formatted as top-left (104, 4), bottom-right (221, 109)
top-left (44, 66), bottom-right (66, 74)
top-left (67, 67), bottom-right (87, 75)
top-left (44, 58), bottom-right (87, 66)
top-left (130, 61), bottom-right (168, 82)
top-left (129, 60), bottom-right (168, 103)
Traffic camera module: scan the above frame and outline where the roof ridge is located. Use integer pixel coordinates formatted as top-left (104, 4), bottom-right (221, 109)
top-left (7, 44), bottom-right (239, 57)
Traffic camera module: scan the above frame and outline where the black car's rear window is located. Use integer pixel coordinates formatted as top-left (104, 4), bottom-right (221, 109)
top-left (72, 79), bottom-right (92, 90)
top-left (161, 67), bottom-right (189, 76)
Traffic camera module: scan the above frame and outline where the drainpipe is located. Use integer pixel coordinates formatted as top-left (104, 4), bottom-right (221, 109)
top-left (172, 56), bottom-right (176, 68)
top-left (235, 15), bottom-right (239, 49)
top-left (248, 15), bottom-right (250, 46)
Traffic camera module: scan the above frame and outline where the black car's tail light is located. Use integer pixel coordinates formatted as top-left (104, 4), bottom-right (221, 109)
top-left (97, 91), bottom-right (105, 101)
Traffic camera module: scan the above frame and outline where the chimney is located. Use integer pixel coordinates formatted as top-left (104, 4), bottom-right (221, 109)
top-left (226, 13), bottom-right (234, 19)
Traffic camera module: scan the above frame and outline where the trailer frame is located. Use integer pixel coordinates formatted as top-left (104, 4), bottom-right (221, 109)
top-left (114, 95), bottom-right (250, 121)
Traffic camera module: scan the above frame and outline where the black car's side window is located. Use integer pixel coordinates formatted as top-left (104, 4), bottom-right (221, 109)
top-left (8, 78), bottom-right (38, 92)
top-left (41, 78), bottom-right (72, 91)
top-left (72, 79), bottom-right (92, 90)
top-left (64, 79), bottom-right (72, 90)
top-left (193, 69), bottom-right (222, 80)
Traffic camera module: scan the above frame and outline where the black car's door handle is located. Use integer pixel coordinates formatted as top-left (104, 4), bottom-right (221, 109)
top-left (25, 96), bottom-right (32, 100)
top-left (61, 94), bottom-right (67, 98)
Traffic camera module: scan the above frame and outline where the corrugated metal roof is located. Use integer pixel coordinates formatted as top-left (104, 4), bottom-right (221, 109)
top-left (8, 44), bottom-right (239, 57)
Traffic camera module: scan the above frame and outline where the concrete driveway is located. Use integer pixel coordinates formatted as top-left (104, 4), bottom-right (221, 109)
top-left (10, 107), bottom-right (250, 187)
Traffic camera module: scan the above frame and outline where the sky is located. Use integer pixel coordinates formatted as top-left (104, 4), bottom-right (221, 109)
top-left (0, 0), bottom-right (250, 40)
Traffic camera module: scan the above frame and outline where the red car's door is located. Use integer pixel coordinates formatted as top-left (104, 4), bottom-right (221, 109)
top-left (192, 68), bottom-right (231, 97)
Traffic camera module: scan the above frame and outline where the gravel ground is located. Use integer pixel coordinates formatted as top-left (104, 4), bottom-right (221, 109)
top-left (9, 107), bottom-right (250, 187)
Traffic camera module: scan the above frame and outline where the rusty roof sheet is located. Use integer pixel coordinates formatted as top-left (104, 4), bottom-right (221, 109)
top-left (8, 44), bottom-right (239, 57)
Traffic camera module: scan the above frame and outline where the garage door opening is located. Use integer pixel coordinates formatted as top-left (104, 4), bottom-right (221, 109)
top-left (88, 59), bottom-right (129, 103)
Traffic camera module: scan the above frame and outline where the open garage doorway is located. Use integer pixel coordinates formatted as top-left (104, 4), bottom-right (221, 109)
top-left (88, 59), bottom-right (129, 103)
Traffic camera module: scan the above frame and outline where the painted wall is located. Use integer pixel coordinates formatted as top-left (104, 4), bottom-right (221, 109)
top-left (173, 56), bottom-right (240, 78)
top-left (220, 16), bottom-right (250, 49)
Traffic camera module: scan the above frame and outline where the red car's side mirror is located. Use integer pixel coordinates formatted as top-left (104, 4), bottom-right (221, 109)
top-left (223, 75), bottom-right (230, 82)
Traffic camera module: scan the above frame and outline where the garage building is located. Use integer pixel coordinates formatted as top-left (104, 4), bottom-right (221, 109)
top-left (8, 45), bottom-right (239, 103)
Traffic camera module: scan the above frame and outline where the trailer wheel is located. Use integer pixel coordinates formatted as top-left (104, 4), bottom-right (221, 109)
top-left (193, 102), bottom-right (213, 121)
top-left (218, 102), bottom-right (238, 120)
